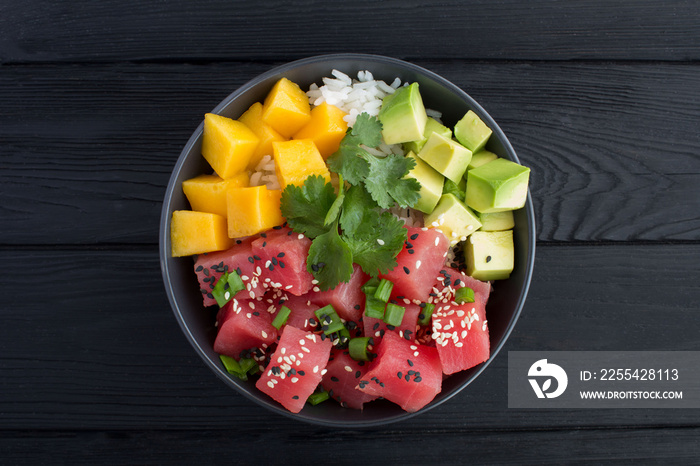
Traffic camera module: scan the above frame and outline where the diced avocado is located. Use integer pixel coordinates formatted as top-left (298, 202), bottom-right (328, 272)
top-left (424, 193), bottom-right (482, 245)
top-left (468, 150), bottom-right (499, 170)
top-left (478, 210), bottom-right (515, 231)
top-left (454, 110), bottom-right (492, 153)
top-left (465, 230), bottom-right (514, 281)
top-left (417, 133), bottom-right (472, 184)
top-left (466, 158), bottom-right (530, 213)
top-left (442, 178), bottom-right (465, 202)
top-left (378, 83), bottom-right (428, 145)
top-left (403, 151), bottom-right (444, 214)
top-left (404, 118), bottom-right (452, 154)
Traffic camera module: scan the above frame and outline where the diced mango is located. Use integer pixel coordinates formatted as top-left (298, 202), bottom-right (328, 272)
top-left (182, 173), bottom-right (249, 218)
top-left (170, 210), bottom-right (234, 257)
top-left (238, 102), bottom-right (287, 170)
top-left (272, 139), bottom-right (331, 189)
top-left (262, 78), bottom-right (312, 138)
top-left (202, 113), bottom-right (259, 179)
top-left (293, 102), bottom-right (348, 158)
top-left (226, 185), bottom-right (285, 238)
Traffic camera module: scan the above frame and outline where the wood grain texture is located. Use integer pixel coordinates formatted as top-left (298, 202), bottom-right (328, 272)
top-left (1, 1), bottom-right (700, 63)
top-left (1, 245), bottom-right (698, 430)
top-left (2, 427), bottom-right (700, 465)
top-left (2, 62), bottom-right (699, 244)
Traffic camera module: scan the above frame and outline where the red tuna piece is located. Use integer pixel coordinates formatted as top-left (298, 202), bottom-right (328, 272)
top-left (214, 298), bottom-right (277, 360)
top-left (431, 300), bottom-right (490, 375)
top-left (307, 264), bottom-right (368, 324)
top-left (362, 302), bottom-right (421, 344)
top-left (252, 227), bottom-right (314, 296)
top-left (321, 349), bottom-right (378, 410)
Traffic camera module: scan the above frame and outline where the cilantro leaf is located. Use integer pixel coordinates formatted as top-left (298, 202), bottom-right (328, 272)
top-left (327, 143), bottom-right (369, 186)
top-left (339, 184), bottom-right (377, 238)
top-left (307, 223), bottom-right (354, 291)
top-left (280, 175), bottom-right (336, 238)
top-left (324, 175), bottom-right (345, 226)
top-left (343, 210), bottom-right (407, 276)
top-left (362, 153), bottom-right (421, 209)
top-left (351, 113), bottom-right (383, 147)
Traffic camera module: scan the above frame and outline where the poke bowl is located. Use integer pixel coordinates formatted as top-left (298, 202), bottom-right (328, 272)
top-left (160, 54), bottom-right (536, 427)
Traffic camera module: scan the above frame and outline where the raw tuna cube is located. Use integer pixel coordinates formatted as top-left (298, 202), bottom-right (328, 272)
top-left (379, 227), bottom-right (449, 302)
top-left (252, 227), bottom-right (314, 296)
top-left (307, 264), bottom-right (368, 324)
top-left (214, 299), bottom-right (278, 360)
top-left (363, 302), bottom-right (421, 343)
top-left (357, 332), bottom-right (442, 413)
top-left (432, 301), bottom-right (490, 375)
top-left (194, 237), bottom-right (266, 307)
top-left (256, 325), bottom-right (332, 413)
top-left (279, 294), bottom-right (320, 331)
top-left (321, 349), bottom-right (378, 410)
top-left (432, 267), bottom-right (491, 306)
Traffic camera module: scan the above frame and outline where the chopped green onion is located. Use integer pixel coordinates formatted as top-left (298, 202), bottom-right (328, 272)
top-left (364, 295), bottom-right (385, 319)
top-left (211, 270), bottom-right (245, 308)
top-left (384, 303), bottom-right (405, 326)
top-left (307, 390), bottom-right (330, 405)
top-left (219, 354), bottom-right (258, 380)
top-left (418, 303), bottom-right (435, 326)
top-left (314, 305), bottom-right (345, 335)
top-left (271, 305), bottom-right (292, 329)
top-left (374, 278), bottom-right (393, 302)
top-left (455, 286), bottom-right (475, 303)
top-left (361, 277), bottom-right (380, 296)
top-left (349, 337), bottom-right (371, 361)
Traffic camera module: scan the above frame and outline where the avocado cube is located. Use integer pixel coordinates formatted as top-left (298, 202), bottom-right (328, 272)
top-left (417, 133), bottom-right (472, 184)
top-left (466, 158), bottom-right (530, 213)
top-left (465, 230), bottom-right (514, 281)
top-left (468, 150), bottom-right (499, 170)
top-left (454, 110), bottom-right (492, 153)
top-left (424, 193), bottom-right (482, 245)
top-left (403, 152), bottom-right (444, 214)
top-left (378, 83), bottom-right (428, 145)
top-left (404, 118), bottom-right (452, 154)
top-left (478, 210), bottom-right (515, 231)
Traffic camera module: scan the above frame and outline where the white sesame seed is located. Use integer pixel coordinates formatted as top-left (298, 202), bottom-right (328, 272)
top-left (431, 221), bottom-right (440, 227)
top-left (261, 330), bottom-right (268, 338)
top-left (298, 234), bottom-right (304, 240)
top-left (255, 266), bottom-right (262, 275)
top-left (301, 346), bottom-right (311, 353)
top-left (285, 285), bottom-right (293, 290)
top-left (313, 365), bottom-right (319, 373)
top-left (410, 345), bottom-right (417, 350)
top-left (414, 351), bottom-right (420, 356)
top-left (313, 286), bottom-right (320, 292)
top-left (241, 275), bottom-right (249, 281)
top-left (224, 291), bottom-right (231, 300)
top-left (435, 237), bottom-right (440, 246)
top-left (455, 342), bottom-right (463, 348)
top-left (267, 381), bottom-right (275, 389)
top-left (311, 279), bottom-right (319, 285)
top-left (415, 260), bottom-right (422, 270)
top-left (299, 339), bottom-right (306, 345)
top-left (377, 238), bottom-right (385, 245)
top-left (265, 260), bottom-right (271, 268)
top-left (281, 347), bottom-right (286, 354)
top-left (248, 291), bottom-right (255, 299)
top-left (321, 369), bottom-right (327, 375)
top-left (461, 330), bottom-right (468, 339)
top-left (291, 377), bottom-right (299, 383)
top-left (344, 365), bottom-right (353, 372)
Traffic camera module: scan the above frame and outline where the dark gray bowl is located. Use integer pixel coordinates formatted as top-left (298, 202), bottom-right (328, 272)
top-left (160, 54), bottom-right (535, 427)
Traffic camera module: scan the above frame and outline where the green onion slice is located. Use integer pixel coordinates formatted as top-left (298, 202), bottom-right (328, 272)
top-left (374, 279), bottom-right (393, 302)
top-left (418, 303), bottom-right (435, 326)
top-left (364, 295), bottom-right (385, 319)
top-left (314, 305), bottom-right (345, 335)
top-left (348, 337), bottom-right (371, 361)
top-left (455, 286), bottom-right (475, 303)
top-left (271, 305), bottom-right (292, 330)
top-left (383, 303), bottom-right (405, 326)
top-left (307, 390), bottom-right (330, 405)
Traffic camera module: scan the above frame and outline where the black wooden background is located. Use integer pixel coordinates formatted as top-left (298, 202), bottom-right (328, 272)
top-left (2, 1), bottom-right (700, 464)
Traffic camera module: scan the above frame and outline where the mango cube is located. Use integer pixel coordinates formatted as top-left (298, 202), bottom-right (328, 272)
top-left (238, 102), bottom-right (287, 170)
top-left (202, 113), bottom-right (259, 179)
top-left (170, 210), bottom-right (234, 257)
top-left (182, 173), bottom-right (248, 218)
top-left (262, 78), bottom-right (312, 138)
top-left (272, 139), bottom-right (331, 189)
top-left (293, 102), bottom-right (348, 158)
top-left (226, 185), bottom-right (284, 238)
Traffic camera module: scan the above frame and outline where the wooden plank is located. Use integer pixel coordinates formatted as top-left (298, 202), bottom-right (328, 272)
top-left (2, 427), bottom-right (699, 464)
top-left (2, 62), bottom-right (699, 244)
top-left (2, 1), bottom-right (700, 63)
top-left (1, 244), bottom-right (698, 430)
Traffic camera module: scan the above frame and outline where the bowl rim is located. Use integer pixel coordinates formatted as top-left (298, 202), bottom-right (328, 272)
top-left (159, 53), bottom-right (536, 427)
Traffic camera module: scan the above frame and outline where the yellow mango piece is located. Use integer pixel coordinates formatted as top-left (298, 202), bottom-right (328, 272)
top-left (272, 139), bottom-right (331, 189)
top-left (202, 113), bottom-right (259, 179)
top-left (170, 210), bottom-right (234, 257)
top-left (238, 102), bottom-right (287, 170)
top-left (293, 102), bottom-right (348, 159)
top-left (182, 173), bottom-right (249, 218)
top-left (262, 78), bottom-right (311, 138)
top-left (226, 185), bottom-right (285, 238)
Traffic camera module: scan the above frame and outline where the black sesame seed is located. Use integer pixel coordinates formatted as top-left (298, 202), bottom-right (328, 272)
top-left (202, 277), bottom-right (210, 283)
top-left (408, 249), bottom-right (415, 254)
top-left (414, 376), bottom-right (422, 383)
top-left (207, 293), bottom-right (214, 299)
top-left (386, 324), bottom-right (395, 331)
top-left (379, 382), bottom-right (385, 387)
top-left (247, 257), bottom-right (254, 264)
top-left (268, 264), bottom-right (274, 271)
top-left (397, 371), bottom-right (403, 379)
top-left (292, 395), bottom-right (299, 399)
top-left (199, 288), bottom-right (207, 294)
top-left (195, 265), bottom-right (203, 272)
top-left (298, 370), bottom-right (305, 376)
top-left (403, 266), bottom-right (410, 275)
top-left (236, 239), bottom-right (243, 244)
top-left (454, 279), bottom-right (462, 286)
top-left (354, 304), bottom-right (361, 310)
top-left (262, 241), bottom-right (267, 248)
top-left (407, 370), bottom-right (415, 376)
top-left (311, 264), bottom-right (318, 272)
top-left (253, 255), bottom-right (261, 261)
top-left (203, 268), bottom-right (210, 276)
top-left (486, 255), bottom-right (492, 263)
top-left (273, 225), bottom-right (282, 230)
top-left (373, 323), bottom-right (380, 331)
top-left (253, 311), bottom-right (260, 316)
top-left (287, 230), bottom-right (293, 235)
top-left (407, 359), bottom-right (414, 367)
top-left (279, 261), bottom-right (285, 268)
top-left (209, 283), bottom-right (215, 289)
top-left (355, 371), bottom-right (361, 378)
top-left (405, 374), bottom-right (410, 381)
top-left (260, 233), bottom-right (267, 238)
top-left (405, 242), bottom-right (413, 249)
top-left (410, 233), bottom-right (419, 240)
top-left (236, 267), bottom-right (242, 275)
top-left (289, 368), bottom-right (296, 375)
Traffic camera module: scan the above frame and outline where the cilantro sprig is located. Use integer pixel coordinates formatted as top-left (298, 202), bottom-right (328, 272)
top-left (280, 112), bottom-right (421, 291)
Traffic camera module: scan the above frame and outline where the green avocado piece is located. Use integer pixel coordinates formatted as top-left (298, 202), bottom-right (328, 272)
top-left (465, 230), bottom-right (514, 281)
top-left (378, 83), bottom-right (428, 145)
top-left (477, 210), bottom-right (515, 231)
top-left (403, 118), bottom-right (452, 154)
top-left (468, 150), bottom-right (499, 170)
top-left (403, 151), bottom-right (444, 214)
top-left (466, 158), bottom-right (530, 213)
top-left (417, 133), bottom-right (472, 184)
top-left (424, 193), bottom-right (482, 245)
top-left (454, 110), bottom-right (492, 153)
